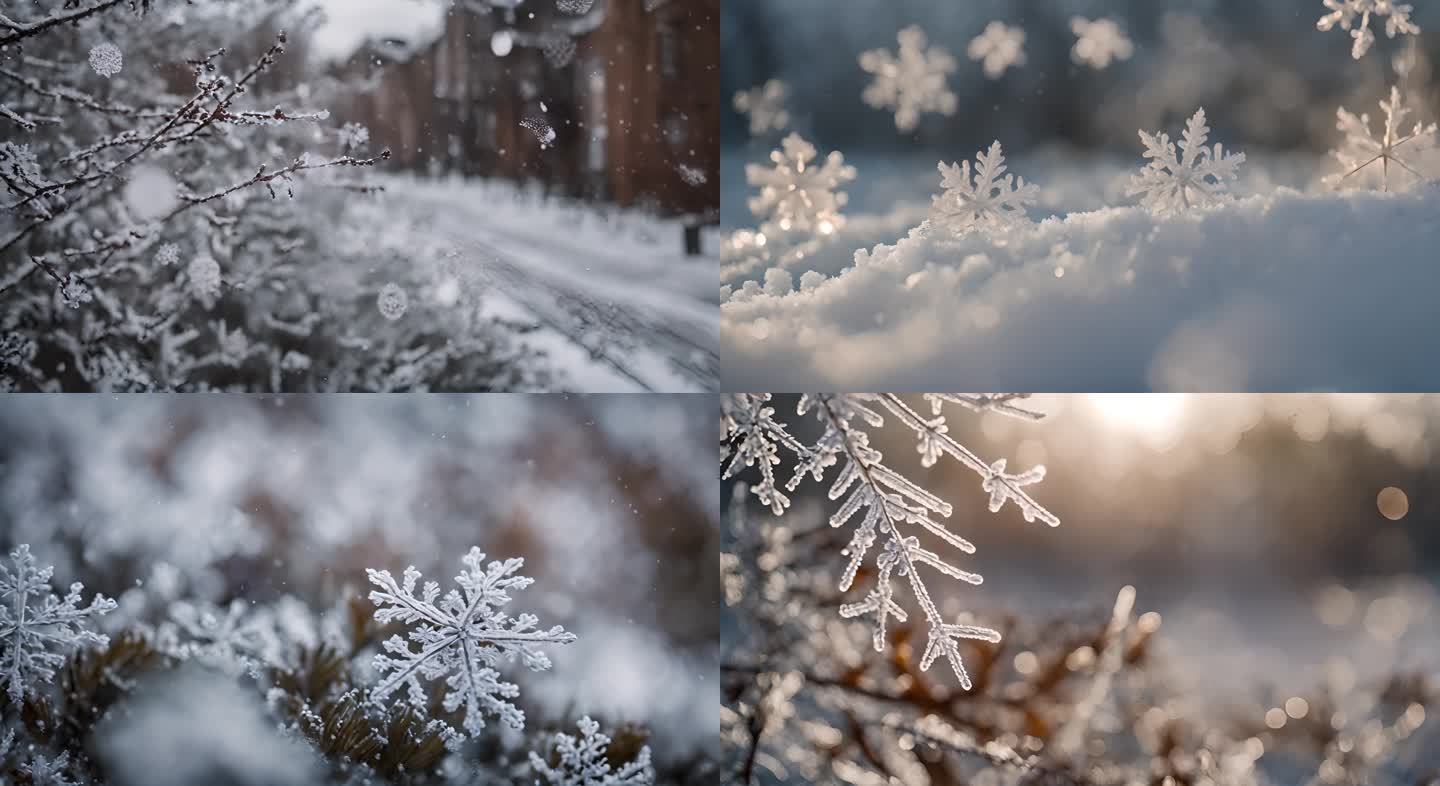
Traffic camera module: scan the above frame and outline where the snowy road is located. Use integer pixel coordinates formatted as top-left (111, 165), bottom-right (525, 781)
top-left (389, 178), bottom-right (718, 392)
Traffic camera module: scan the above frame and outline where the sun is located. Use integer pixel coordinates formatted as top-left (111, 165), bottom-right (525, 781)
top-left (1086, 394), bottom-right (1188, 448)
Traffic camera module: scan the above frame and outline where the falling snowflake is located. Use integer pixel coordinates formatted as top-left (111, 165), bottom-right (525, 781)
top-left (1328, 86), bottom-right (1437, 191)
top-left (188, 254), bottom-right (222, 298)
top-left (155, 243), bottom-right (180, 266)
top-left (521, 116), bottom-right (557, 149)
top-left (170, 599), bottom-right (279, 674)
top-left (543, 37), bottom-right (577, 68)
top-left (721, 394), bottom-right (1059, 689)
top-left (859, 26), bottom-right (958, 132)
top-left (733, 80), bottom-right (790, 135)
top-left (59, 274), bottom-right (91, 309)
top-left (366, 547), bottom-right (576, 736)
top-left (1070, 17), bottom-right (1134, 69)
top-left (88, 42), bottom-right (123, 78)
top-left (376, 282), bottom-right (408, 321)
top-left (556, 0), bottom-right (594, 13)
top-left (0, 544), bottom-right (117, 702)
top-left (745, 133), bottom-right (856, 235)
top-left (929, 141), bottom-right (1039, 238)
top-left (529, 716), bottom-right (655, 786)
top-left (967, 22), bottom-right (1027, 79)
top-left (676, 164), bottom-right (707, 186)
top-left (338, 122), bottom-right (370, 151)
top-left (1127, 108), bottom-right (1246, 216)
top-left (1318, 0), bottom-right (1420, 60)
top-left (21, 751), bottom-right (76, 786)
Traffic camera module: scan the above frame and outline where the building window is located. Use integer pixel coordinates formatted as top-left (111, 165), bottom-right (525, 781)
top-left (657, 24), bottom-right (679, 80)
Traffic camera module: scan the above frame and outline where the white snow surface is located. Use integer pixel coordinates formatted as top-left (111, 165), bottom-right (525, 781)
top-left (723, 183), bottom-right (1440, 391)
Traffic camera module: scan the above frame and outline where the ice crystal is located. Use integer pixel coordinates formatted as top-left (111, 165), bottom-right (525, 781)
top-left (0, 544), bottom-right (117, 702)
top-left (1127, 109), bottom-right (1245, 216)
top-left (337, 122), bottom-right (370, 151)
top-left (377, 282), bottom-right (408, 321)
top-left (543, 37), bottom-right (577, 68)
top-left (155, 243), bottom-right (180, 267)
top-left (557, 0), bottom-right (595, 14)
top-left (745, 133), bottom-right (856, 236)
top-left (88, 42), bottom-right (123, 78)
top-left (1070, 17), bottom-right (1135, 69)
top-left (860, 26), bottom-right (958, 131)
top-left (929, 141), bottom-right (1039, 238)
top-left (721, 394), bottom-right (1059, 689)
top-left (676, 164), bottom-right (707, 186)
top-left (188, 255), bottom-right (222, 298)
top-left (366, 548), bottom-right (577, 736)
top-left (967, 22), bottom-right (1027, 79)
top-left (170, 599), bottom-right (279, 674)
top-left (733, 80), bottom-right (790, 135)
top-left (529, 716), bottom-right (655, 786)
top-left (521, 116), bottom-right (557, 149)
top-left (1318, 0), bottom-right (1419, 59)
top-left (1328, 86), bottom-right (1436, 192)
top-left (22, 751), bottom-right (76, 786)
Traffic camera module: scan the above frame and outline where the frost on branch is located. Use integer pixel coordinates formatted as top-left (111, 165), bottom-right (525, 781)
top-left (967, 22), bottom-right (1027, 79)
top-left (0, 544), bottom-right (117, 702)
top-left (529, 716), bottom-right (655, 786)
top-left (859, 26), bottom-right (958, 131)
top-left (928, 141), bottom-right (1039, 239)
top-left (366, 547), bottom-right (576, 737)
top-left (721, 394), bottom-right (1058, 689)
top-left (1317, 0), bottom-right (1419, 59)
top-left (733, 79), bottom-right (790, 135)
top-left (1127, 108), bottom-right (1246, 216)
top-left (1328, 86), bottom-right (1436, 192)
top-left (745, 133), bottom-right (856, 237)
top-left (1070, 17), bottom-right (1134, 69)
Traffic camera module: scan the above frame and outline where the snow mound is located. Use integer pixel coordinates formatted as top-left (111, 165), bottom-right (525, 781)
top-left (722, 186), bottom-right (1440, 391)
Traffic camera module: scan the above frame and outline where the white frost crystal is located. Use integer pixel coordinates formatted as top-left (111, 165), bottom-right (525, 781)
top-left (860, 26), bottom-right (957, 131)
top-left (968, 22), bottom-right (1027, 79)
top-left (1070, 17), bottom-right (1134, 69)
top-left (188, 255), bottom-right (222, 298)
top-left (529, 716), bottom-right (654, 786)
top-left (366, 547), bottom-right (576, 736)
top-left (155, 243), bottom-right (180, 267)
top-left (929, 141), bottom-right (1039, 238)
top-left (88, 42), bottom-right (123, 78)
top-left (733, 79), bottom-right (790, 135)
top-left (1127, 108), bottom-right (1245, 215)
top-left (376, 282), bottom-right (408, 321)
top-left (1328, 86), bottom-right (1436, 191)
top-left (745, 133), bottom-right (856, 235)
top-left (1318, 0), bottom-right (1419, 59)
top-left (0, 544), bottom-right (117, 702)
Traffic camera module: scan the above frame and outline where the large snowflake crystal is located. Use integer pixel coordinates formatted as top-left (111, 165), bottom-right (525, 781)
top-left (745, 133), bottom-right (856, 236)
top-left (721, 394), bottom-right (1059, 690)
top-left (1127, 108), bottom-right (1246, 216)
top-left (1318, 0), bottom-right (1419, 60)
top-left (929, 141), bottom-right (1039, 238)
top-left (366, 548), bottom-right (577, 736)
top-left (1070, 17), bottom-right (1135, 69)
top-left (0, 545), bottom-right (117, 702)
top-left (529, 716), bottom-right (655, 786)
top-left (733, 80), bottom-right (790, 136)
top-left (967, 22), bottom-right (1027, 79)
top-left (1328, 86), bottom-right (1436, 192)
top-left (860, 26), bottom-right (958, 131)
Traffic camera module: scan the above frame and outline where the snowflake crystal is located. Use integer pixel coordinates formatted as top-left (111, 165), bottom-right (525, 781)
top-left (521, 117), bottom-right (557, 149)
top-left (0, 544), bottom-right (117, 702)
top-left (733, 80), bottom-right (790, 136)
top-left (860, 26), bottom-right (958, 131)
top-left (338, 122), bottom-right (370, 151)
top-left (1070, 17), bottom-right (1135, 69)
top-left (88, 43), bottom-right (123, 78)
top-left (1328, 86), bottom-right (1436, 191)
top-left (188, 255), bottom-right (222, 298)
top-left (155, 243), bottom-right (180, 266)
top-left (367, 548), bottom-right (576, 736)
top-left (1127, 108), bottom-right (1246, 216)
top-left (529, 716), bottom-right (655, 786)
top-left (721, 394), bottom-right (1059, 689)
top-left (929, 141), bottom-right (1039, 238)
top-left (676, 163), bottom-right (707, 186)
top-left (1318, 0), bottom-right (1420, 60)
top-left (968, 22), bottom-right (1027, 79)
top-left (745, 133), bottom-right (856, 236)
top-left (377, 282), bottom-right (408, 321)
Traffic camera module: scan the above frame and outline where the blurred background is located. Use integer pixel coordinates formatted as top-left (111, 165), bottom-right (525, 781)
top-left (0, 394), bottom-right (718, 779)
top-left (720, 0), bottom-right (1440, 221)
top-left (722, 394), bottom-right (1440, 784)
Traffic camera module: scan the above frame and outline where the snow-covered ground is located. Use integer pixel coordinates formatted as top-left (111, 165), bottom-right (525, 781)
top-left (359, 176), bottom-right (718, 392)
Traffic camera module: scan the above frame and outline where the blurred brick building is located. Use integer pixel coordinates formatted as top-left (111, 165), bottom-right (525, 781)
top-left (336, 0), bottom-right (717, 223)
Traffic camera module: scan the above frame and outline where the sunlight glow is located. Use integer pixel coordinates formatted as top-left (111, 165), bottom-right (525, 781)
top-left (1086, 394), bottom-right (1188, 449)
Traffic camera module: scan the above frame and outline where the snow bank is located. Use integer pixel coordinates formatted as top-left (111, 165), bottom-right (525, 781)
top-left (722, 185), bottom-right (1440, 390)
